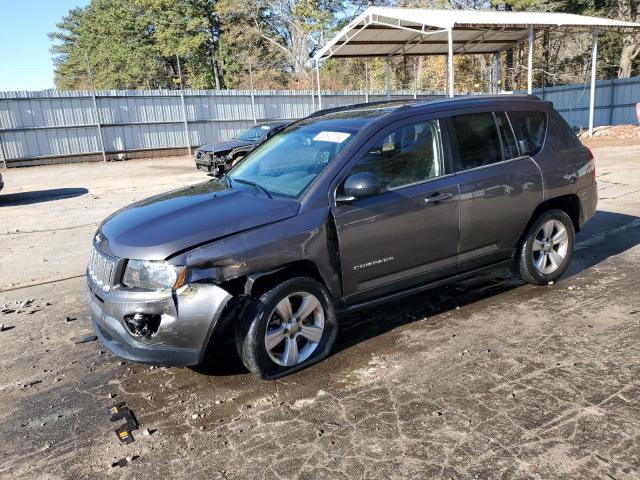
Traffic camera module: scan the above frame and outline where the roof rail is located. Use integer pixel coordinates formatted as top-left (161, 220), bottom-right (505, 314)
top-left (307, 99), bottom-right (417, 118)
top-left (306, 94), bottom-right (544, 120)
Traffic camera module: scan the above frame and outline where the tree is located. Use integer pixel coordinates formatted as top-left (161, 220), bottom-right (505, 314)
top-left (216, 0), bottom-right (291, 89)
top-left (49, 7), bottom-right (92, 89)
top-left (49, 0), bottom-right (639, 91)
top-left (133, 0), bottom-right (224, 88)
top-left (615, 0), bottom-right (640, 77)
top-left (218, 0), bottom-right (360, 85)
top-left (50, 0), bottom-right (167, 89)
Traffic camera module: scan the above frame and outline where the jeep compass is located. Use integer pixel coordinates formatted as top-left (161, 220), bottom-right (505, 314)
top-left (86, 95), bottom-right (597, 378)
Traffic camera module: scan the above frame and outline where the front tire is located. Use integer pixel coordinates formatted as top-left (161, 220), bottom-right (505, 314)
top-left (516, 208), bottom-right (575, 285)
top-left (235, 277), bottom-right (337, 379)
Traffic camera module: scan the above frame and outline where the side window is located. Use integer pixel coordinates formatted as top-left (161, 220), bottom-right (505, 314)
top-left (509, 111), bottom-right (547, 155)
top-left (351, 119), bottom-right (443, 190)
top-left (495, 112), bottom-right (519, 160)
top-left (451, 112), bottom-right (502, 170)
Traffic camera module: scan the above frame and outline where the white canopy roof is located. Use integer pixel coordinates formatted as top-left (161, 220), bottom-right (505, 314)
top-left (315, 7), bottom-right (640, 60)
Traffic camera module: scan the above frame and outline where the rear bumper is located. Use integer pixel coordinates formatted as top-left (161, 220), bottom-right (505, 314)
top-left (578, 181), bottom-right (598, 229)
top-left (87, 280), bottom-right (232, 366)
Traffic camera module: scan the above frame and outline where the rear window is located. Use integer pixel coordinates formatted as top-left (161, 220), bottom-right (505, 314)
top-left (546, 110), bottom-right (582, 151)
top-left (451, 112), bottom-right (502, 170)
top-left (508, 111), bottom-right (547, 155)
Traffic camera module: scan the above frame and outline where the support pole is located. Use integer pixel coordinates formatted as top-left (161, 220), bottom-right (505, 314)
top-left (365, 61), bottom-right (369, 103)
top-left (310, 66), bottom-right (315, 112)
top-left (176, 55), bottom-right (191, 156)
top-left (315, 59), bottom-right (322, 110)
top-left (91, 92), bottom-right (107, 162)
top-left (85, 52), bottom-right (106, 162)
top-left (447, 28), bottom-right (454, 98)
top-left (527, 26), bottom-right (534, 94)
top-left (493, 53), bottom-right (500, 94)
top-left (0, 133), bottom-right (7, 168)
top-left (385, 57), bottom-right (391, 100)
top-left (248, 62), bottom-right (257, 125)
top-left (417, 56), bottom-right (423, 96)
top-left (589, 29), bottom-right (598, 137)
top-left (413, 58), bottom-right (418, 99)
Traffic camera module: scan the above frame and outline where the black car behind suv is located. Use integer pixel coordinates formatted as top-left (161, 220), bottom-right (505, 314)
top-left (194, 121), bottom-right (291, 177)
top-left (88, 95), bottom-right (597, 378)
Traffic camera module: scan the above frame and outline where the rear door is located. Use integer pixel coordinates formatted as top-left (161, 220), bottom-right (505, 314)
top-left (446, 109), bottom-right (543, 271)
top-left (512, 108), bottom-right (593, 198)
top-left (331, 116), bottom-right (459, 304)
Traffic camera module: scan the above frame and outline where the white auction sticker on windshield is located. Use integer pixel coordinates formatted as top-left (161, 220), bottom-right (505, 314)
top-left (313, 131), bottom-right (351, 143)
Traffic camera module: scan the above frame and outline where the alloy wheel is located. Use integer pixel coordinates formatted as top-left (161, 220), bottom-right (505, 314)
top-left (264, 292), bottom-right (325, 367)
top-left (531, 219), bottom-right (569, 275)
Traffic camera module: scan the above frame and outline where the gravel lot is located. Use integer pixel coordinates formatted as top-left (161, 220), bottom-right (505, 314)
top-left (0, 147), bottom-right (639, 479)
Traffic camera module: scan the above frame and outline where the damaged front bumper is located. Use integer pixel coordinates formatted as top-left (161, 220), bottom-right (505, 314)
top-left (194, 150), bottom-right (226, 176)
top-left (87, 278), bottom-right (232, 366)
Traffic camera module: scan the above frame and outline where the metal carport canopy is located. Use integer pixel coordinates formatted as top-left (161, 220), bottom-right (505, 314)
top-left (313, 7), bottom-right (640, 134)
top-left (314, 8), bottom-right (640, 59)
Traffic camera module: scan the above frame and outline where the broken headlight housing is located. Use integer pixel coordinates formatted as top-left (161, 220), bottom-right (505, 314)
top-left (122, 260), bottom-right (186, 291)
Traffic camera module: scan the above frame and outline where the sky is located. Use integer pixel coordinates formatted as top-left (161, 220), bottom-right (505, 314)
top-left (0, 0), bottom-right (90, 91)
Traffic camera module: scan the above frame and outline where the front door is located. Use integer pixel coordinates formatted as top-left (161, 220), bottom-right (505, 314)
top-left (331, 117), bottom-right (459, 304)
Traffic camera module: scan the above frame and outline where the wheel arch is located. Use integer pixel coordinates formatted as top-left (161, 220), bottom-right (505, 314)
top-left (229, 147), bottom-right (248, 160)
top-left (514, 195), bottom-right (578, 285)
top-left (243, 260), bottom-right (331, 299)
top-left (520, 194), bottom-right (582, 245)
top-left (197, 262), bottom-right (329, 365)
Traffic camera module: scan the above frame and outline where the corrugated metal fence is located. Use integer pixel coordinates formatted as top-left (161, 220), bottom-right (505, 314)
top-left (525, 76), bottom-right (640, 129)
top-left (1, 78), bottom-right (638, 168)
top-left (0, 89), bottom-right (433, 167)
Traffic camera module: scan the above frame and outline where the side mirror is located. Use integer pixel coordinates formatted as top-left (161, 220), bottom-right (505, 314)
top-left (342, 172), bottom-right (382, 200)
top-left (518, 139), bottom-right (532, 156)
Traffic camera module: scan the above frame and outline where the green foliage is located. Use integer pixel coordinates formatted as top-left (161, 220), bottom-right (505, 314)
top-left (134, 0), bottom-right (209, 57)
top-left (49, 0), bottom-right (640, 90)
top-left (50, 0), bottom-right (167, 89)
top-left (217, 0), bottom-right (359, 84)
top-left (215, 0), bottom-right (290, 89)
top-left (50, 0), bottom-right (223, 89)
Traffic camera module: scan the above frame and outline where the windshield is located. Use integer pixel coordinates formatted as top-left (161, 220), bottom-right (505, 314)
top-left (235, 125), bottom-right (270, 141)
top-left (229, 122), bottom-right (357, 198)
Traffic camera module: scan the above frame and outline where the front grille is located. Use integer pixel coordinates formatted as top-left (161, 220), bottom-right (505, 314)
top-left (88, 246), bottom-right (117, 293)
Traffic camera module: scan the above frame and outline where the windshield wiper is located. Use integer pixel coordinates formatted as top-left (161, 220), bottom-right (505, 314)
top-left (231, 177), bottom-right (273, 199)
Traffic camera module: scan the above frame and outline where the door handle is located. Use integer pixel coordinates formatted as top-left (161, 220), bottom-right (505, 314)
top-left (424, 192), bottom-right (454, 204)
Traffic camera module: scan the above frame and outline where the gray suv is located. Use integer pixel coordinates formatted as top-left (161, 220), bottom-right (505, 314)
top-left (86, 95), bottom-right (597, 378)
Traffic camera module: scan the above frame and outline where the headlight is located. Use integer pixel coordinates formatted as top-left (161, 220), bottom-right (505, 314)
top-left (122, 260), bottom-right (186, 291)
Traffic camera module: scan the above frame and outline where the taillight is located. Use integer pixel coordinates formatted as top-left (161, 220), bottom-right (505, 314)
top-left (585, 146), bottom-right (596, 182)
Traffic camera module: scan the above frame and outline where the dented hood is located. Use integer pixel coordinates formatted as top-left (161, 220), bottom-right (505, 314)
top-left (198, 139), bottom-right (253, 154)
top-left (98, 180), bottom-right (300, 260)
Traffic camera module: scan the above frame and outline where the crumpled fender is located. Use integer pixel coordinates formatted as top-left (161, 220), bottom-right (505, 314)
top-left (173, 207), bottom-right (342, 299)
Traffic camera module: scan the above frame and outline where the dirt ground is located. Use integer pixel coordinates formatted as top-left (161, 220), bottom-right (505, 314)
top-left (579, 124), bottom-right (640, 148)
top-left (0, 146), bottom-right (639, 480)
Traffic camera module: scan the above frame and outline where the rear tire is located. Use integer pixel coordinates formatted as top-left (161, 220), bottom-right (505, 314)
top-left (516, 208), bottom-right (575, 285)
top-left (235, 277), bottom-right (337, 379)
